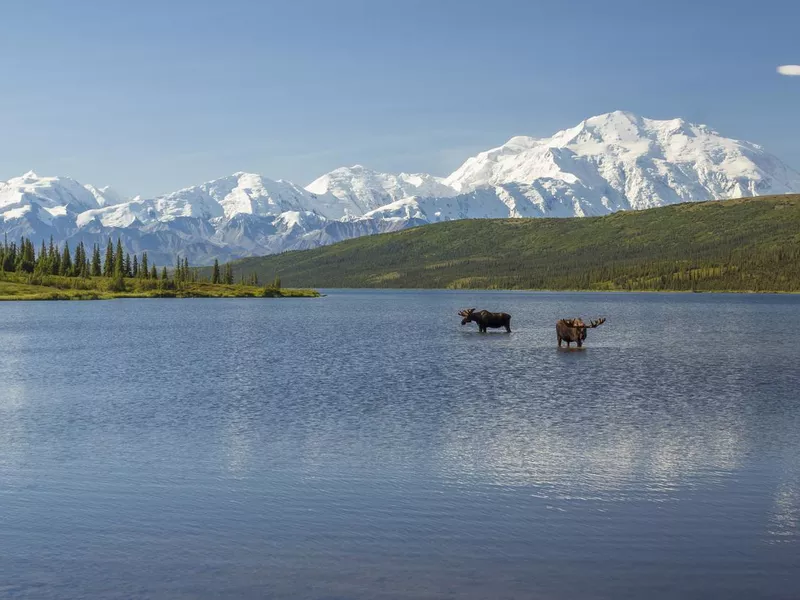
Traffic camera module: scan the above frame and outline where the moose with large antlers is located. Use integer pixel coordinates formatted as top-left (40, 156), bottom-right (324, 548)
top-left (458, 308), bottom-right (512, 333)
top-left (556, 317), bottom-right (606, 348)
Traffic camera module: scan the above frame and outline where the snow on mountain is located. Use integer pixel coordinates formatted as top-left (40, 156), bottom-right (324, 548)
top-left (306, 165), bottom-right (457, 215)
top-left (444, 111), bottom-right (800, 214)
top-left (162, 172), bottom-right (354, 221)
top-left (3, 111), bottom-right (799, 264)
top-left (0, 171), bottom-right (100, 213)
top-left (84, 184), bottom-right (128, 208)
top-left (363, 180), bottom-right (597, 222)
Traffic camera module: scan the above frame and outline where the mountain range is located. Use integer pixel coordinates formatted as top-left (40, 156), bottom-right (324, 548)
top-left (2, 110), bottom-right (799, 266)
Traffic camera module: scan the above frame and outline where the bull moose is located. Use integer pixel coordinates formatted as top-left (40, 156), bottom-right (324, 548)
top-left (556, 317), bottom-right (606, 348)
top-left (458, 308), bottom-right (512, 333)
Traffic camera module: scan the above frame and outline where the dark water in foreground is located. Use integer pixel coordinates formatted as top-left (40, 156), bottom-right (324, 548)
top-left (0, 290), bottom-right (798, 599)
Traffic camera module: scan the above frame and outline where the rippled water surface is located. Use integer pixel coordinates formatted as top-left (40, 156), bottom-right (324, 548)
top-left (1, 290), bottom-right (799, 599)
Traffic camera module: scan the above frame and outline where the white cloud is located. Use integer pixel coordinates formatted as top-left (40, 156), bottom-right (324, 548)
top-left (777, 65), bottom-right (800, 76)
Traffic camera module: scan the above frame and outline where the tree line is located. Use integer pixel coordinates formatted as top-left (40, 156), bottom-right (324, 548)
top-left (1, 235), bottom-right (166, 280)
top-left (1, 235), bottom-right (269, 288)
top-left (210, 258), bottom-right (279, 289)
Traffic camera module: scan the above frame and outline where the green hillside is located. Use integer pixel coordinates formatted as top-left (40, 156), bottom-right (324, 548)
top-left (227, 195), bottom-right (800, 292)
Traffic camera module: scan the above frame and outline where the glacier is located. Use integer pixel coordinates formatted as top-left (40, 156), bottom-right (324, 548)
top-left (2, 111), bottom-right (799, 265)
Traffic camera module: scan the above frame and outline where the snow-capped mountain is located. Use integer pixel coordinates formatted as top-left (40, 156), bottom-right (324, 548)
top-left (306, 165), bottom-right (457, 214)
top-left (2, 111), bottom-right (799, 265)
top-left (389, 111), bottom-right (800, 220)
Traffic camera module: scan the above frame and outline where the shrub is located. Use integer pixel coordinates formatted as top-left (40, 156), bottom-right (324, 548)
top-left (109, 274), bottom-right (126, 292)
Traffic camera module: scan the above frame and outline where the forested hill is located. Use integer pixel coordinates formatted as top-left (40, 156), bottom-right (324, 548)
top-left (227, 195), bottom-right (800, 292)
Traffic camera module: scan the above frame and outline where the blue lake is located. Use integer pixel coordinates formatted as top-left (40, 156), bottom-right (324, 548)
top-left (1, 290), bottom-right (798, 599)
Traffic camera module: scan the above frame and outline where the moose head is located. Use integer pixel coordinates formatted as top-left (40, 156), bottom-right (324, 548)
top-left (458, 308), bottom-right (476, 325)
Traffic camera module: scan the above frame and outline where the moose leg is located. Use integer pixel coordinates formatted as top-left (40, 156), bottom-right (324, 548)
top-left (558, 337), bottom-right (562, 347)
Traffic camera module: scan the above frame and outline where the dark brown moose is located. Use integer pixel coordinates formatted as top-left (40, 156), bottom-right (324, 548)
top-left (556, 317), bottom-right (606, 348)
top-left (458, 308), bottom-right (512, 333)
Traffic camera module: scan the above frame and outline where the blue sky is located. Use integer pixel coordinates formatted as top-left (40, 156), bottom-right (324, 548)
top-left (1, 0), bottom-right (798, 196)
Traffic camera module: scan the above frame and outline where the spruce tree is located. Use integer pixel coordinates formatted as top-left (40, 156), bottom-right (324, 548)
top-left (104, 239), bottom-right (114, 277)
top-left (73, 242), bottom-right (84, 277)
top-left (161, 266), bottom-right (168, 281)
top-left (124, 253), bottom-right (132, 277)
top-left (5, 241), bottom-right (17, 273)
top-left (212, 259), bottom-right (220, 284)
top-left (132, 255), bottom-right (139, 278)
top-left (1, 239), bottom-right (14, 272)
top-left (51, 242), bottom-right (60, 275)
top-left (17, 237), bottom-right (35, 273)
top-left (47, 238), bottom-right (57, 275)
top-left (36, 240), bottom-right (48, 274)
top-left (141, 252), bottom-right (149, 279)
top-left (60, 242), bottom-right (73, 276)
top-left (91, 244), bottom-right (102, 277)
top-left (150, 265), bottom-right (157, 280)
top-left (114, 239), bottom-right (124, 277)
top-left (14, 237), bottom-right (24, 272)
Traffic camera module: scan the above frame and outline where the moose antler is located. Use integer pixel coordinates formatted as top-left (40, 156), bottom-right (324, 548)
top-left (561, 317), bottom-right (605, 329)
top-left (457, 308), bottom-right (476, 316)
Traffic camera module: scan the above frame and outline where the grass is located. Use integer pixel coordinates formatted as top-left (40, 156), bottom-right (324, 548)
top-left (0, 273), bottom-right (320, 301)
top-left (224, 194), bottom-right (800, 293)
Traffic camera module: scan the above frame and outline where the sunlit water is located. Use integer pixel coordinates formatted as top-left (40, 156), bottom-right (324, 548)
top-left (1, 290), bottom-right (798, 599)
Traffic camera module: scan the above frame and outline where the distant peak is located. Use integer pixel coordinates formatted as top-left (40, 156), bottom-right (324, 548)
top-left (22, 170), bottom-right (39, 179)
top-left (586, 110), bottom-right (642, 124)
top-left (610, 109), bottom-right (639, 118)
top-left (323, 165), bottom-right (372, 176)
top-left (503, 135), bottom-right (540, 148)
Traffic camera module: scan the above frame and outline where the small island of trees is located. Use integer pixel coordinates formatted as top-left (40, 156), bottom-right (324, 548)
top-left (0, 235), bottom-right (315, 300)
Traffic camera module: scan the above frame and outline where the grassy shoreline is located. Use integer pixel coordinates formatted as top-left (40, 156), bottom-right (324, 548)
top-left (2, 274), bottom-right (795, 299)
top-left (0, 274), bottom-right (320, 301)
top-left (315, 286), bottom-right (800, 295)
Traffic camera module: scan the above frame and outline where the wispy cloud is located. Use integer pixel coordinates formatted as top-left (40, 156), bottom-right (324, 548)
top-left (777, 65), bottom-right (800, 76)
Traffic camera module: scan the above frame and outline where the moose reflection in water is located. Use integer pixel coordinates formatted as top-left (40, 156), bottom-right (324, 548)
top-left (556, 317), bottom-right (606, 348)
top-left (458, 308), bottom-right (512, 333)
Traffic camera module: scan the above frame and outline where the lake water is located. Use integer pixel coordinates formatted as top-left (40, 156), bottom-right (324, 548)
top-left (1, 290), bottom-right (798, 599)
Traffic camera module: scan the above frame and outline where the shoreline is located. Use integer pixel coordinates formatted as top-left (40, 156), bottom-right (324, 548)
top-left (311, 286), bottom-right (800, 296)
top-left (0, 276), bottom-right (320, 301)
top-left (0, 290), bottom-right (322, 301)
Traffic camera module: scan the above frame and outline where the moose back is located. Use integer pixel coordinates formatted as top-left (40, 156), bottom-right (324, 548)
top-left (458, 309), bottom-right (512, 333)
